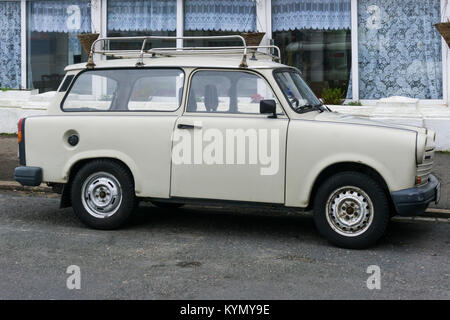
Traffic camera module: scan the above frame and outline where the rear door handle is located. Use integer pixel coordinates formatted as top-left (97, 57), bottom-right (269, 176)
top-left (178, 124), bottom-right (201, 130)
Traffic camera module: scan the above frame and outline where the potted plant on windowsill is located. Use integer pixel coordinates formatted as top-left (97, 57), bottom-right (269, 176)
top-left (435, 22), bottom-right (450, 46)
top-left (77, 32), bottom-right (100, 68)
top-left (77, 32), bottom-right (100, 55)
top-left (240, 32), bottom-right (266, 47)
top-left (435, 0), bottom-right (450, 46)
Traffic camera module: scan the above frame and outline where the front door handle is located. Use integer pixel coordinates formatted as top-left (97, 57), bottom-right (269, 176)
top-left (178, 124), bottom-right (201, 130)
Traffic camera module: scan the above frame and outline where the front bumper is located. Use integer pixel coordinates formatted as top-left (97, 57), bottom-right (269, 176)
top-left (391, 174), bottom-right (441, 216)
top-left (14, 166), bottom-right (42, 187)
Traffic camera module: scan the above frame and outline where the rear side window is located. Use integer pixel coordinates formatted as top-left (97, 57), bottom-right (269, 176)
top-left (128, 69), bottom-right (184, 111)
top-left (62, 68), bottom-right (184, 112)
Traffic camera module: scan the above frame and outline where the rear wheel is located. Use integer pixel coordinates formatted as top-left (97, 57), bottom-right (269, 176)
top-left (71, 160), bottom-right (135, 230)
top-left (313, 172), bottom-right (390, 249)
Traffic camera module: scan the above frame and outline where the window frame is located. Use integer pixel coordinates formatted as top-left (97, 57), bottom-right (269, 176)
top-left (273, 67), bottom-right (324, 114)
top-left (184, 67), bottom-right (287, 117)
top-left (60, 67), bottom-right (186, 113)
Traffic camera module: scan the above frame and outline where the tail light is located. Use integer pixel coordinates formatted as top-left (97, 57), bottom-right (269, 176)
top-left (18, 118), bottom-right (26, 165)
top-left (18, 118), bottom-right (24, 143)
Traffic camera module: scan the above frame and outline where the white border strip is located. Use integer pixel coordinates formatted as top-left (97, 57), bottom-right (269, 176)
top-left (20, 0), bottom-right (26, 89)
top-left (350, 0), bottom-right (359, 101)
top-left (176, 0), bottom-right (184, 48)
top-left (442, 0), bottom-right (449, 104)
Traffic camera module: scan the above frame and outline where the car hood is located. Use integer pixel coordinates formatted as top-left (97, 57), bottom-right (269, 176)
top-left (312, 111), bottom-right (427, 135)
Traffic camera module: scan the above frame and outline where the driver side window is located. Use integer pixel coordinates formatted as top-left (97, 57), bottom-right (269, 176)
top-left (187, 70), bottom-right (282, 115)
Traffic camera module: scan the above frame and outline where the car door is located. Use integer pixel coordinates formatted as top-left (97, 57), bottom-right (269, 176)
top-left (170, 69), bottom-right (288, 204)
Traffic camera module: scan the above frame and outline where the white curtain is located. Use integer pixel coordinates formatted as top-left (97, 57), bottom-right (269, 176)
top-left (28, 0), bottom-right (91, 33)
top-left (184, 0), bottom-right (257, 32)
top-left (107, 0), bottom-right (177, 32)
top-left (0, 1), bottom-right (21, 89)
top-left (272, 0), bottom-right (351, 31)
top-left (358, 0), bottom-right (442, 99)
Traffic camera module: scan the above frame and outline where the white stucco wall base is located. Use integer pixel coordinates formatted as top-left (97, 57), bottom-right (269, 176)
top-left (330, 102), bottom-right (450, 151)
top-left (1, 92), bottom-right (449, 151)
top-left (0, 108), bottom-right (46, 133)
top-left (0, 90), bottom-right (50, 134)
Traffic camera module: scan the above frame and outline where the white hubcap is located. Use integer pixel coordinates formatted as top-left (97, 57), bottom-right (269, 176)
top-left (81, 172), bottom-right (122, 218)
top-left (325, 186), bottom-right (374, 237)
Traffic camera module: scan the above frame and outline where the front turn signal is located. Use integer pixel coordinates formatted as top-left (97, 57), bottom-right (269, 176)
top-left (415, 176), bottom-right (422, 185)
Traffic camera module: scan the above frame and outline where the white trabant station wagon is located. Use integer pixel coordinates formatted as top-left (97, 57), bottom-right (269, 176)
top-left (14, 36), bottom-right (440, 248)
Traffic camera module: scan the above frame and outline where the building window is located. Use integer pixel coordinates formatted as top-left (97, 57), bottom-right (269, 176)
top-left (107, 0), bottom-right (176, 50)
top-left (0, 1), bottom-right (21, 89)
top-left (272, 0), bottom-right (352, 98)
top-left (27, 0), bottom-right (91, 93)
top-left (358, 0), bottom-right (442, 100)
top-left (184, 0), bottom-right (257, 47)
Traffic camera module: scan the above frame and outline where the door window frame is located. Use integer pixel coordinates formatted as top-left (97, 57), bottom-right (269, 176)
top-left (183, 68), bottom-right (289, 118)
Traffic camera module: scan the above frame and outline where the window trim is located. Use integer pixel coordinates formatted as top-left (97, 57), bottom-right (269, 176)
top-left (183, 67), bottom-right (288, 117)
top-left (273, 67), bottom-right (324, 114)
top-left (60, 67), bottom-right (186, 113)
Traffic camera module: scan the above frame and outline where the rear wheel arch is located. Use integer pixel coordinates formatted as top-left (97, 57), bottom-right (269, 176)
top-left (61, 158), bottom-right (136, 208)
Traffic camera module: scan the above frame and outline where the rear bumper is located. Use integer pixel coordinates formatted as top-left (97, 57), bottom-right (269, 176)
top-left (391, 174), bottom-right (441, 216)
top-left (14, 166), bottom-right (42, 187)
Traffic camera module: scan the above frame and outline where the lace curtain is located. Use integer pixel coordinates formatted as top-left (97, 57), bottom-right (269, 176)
top-left (272, 0), bottom-right (351, 31)
top-left (0, 1), bottom-right (21, 89)
top-left (184, 0), bottom-right (257, 32)
top-left (28, 0), bottom-right (91, 33)
top-left (107, 0), bottom-right (176, 32)
top-left (358, 0), bottom-right (442, 99)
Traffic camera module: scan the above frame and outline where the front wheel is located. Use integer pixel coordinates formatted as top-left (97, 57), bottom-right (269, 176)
top-left (71, 160), bottom-right (136, 230)
top-left (313, 172), bottom-right (390, 249)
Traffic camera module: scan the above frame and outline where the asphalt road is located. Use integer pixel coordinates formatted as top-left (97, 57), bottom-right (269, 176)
top-left (0, 191), bottom-right (449, 300)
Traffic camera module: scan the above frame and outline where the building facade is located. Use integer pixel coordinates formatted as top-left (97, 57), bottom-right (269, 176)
top-left (0, 0), bottom-right (446, 100)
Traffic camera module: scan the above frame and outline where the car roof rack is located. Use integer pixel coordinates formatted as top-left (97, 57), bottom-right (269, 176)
top-left (86, 35), bottom-right (281, 69)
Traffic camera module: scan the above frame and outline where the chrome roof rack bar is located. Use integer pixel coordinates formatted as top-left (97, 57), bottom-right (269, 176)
top-left (87, 35), bottom-right (281, 69)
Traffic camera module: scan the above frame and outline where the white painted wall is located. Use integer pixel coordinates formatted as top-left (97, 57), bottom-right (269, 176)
top-left (0, 91), bottom-right (49, 133)
top-left (1, 90), bottom-right (449, 151)
top-left (330, 103), bottom-right (450, 151)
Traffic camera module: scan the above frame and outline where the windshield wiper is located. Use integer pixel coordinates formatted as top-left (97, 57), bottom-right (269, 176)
top-left (295, 104), bottom-right (325, 114)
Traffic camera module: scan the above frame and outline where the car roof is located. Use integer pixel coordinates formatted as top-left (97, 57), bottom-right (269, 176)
top-left (65, 55), bottom-right (288, 72)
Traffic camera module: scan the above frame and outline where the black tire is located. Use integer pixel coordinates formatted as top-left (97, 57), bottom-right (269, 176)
top-left (71, 160), bottom-right (136, 230)
top-left (313, 171), bottom-right (390, 249)
top-left (151, 201), bottom-right (184, 209)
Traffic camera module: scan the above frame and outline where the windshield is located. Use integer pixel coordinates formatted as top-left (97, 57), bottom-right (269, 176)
top-left (274, 69), bottom-right (324, 114)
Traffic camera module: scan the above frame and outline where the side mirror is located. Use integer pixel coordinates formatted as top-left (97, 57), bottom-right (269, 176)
top-left (260, 99), bottom-right (277, 118)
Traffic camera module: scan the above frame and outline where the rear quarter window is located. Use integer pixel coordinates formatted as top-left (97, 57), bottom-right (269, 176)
top-left (61, 68), bottom-right (184, 112)
top-left (58, 75), bottom-right (74, 92)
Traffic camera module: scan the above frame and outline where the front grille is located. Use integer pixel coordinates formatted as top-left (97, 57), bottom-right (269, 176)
top-left (416, 147), bottom-right (435, 185)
